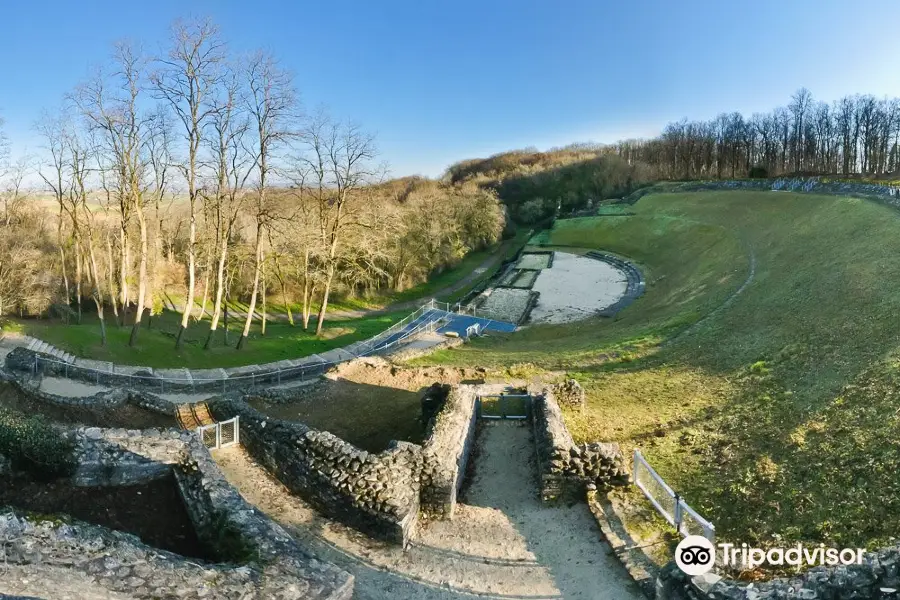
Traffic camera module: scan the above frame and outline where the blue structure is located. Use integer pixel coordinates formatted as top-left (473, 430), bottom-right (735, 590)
top-left (437, 313), bottom-right (517, 337)
top-left (369, 308), bottom-right (516, 352)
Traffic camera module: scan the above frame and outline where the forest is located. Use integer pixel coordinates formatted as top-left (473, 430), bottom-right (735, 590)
top-left (448, 88), bottom-right (900, 222)
top-left (0, 19), bottom-right (504, 350)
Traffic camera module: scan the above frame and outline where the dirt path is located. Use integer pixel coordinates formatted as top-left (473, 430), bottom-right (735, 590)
top-left (213, 421), bottom-right (643, 599)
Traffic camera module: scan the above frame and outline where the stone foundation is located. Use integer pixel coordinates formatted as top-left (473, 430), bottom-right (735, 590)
top-left (207, 397), bottom-right (422, 546)
top-left (0, 366), bottom-right (175, 416)
top-left (532, 387), bottom-right (629, 504)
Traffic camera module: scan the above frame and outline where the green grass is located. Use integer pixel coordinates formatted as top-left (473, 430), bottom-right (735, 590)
top-left (248, 380), bottom-right (423, 452)
top-left (9, 308), bottom-right (407, 369)
top-left (416, 190), bottom-right (900, 551)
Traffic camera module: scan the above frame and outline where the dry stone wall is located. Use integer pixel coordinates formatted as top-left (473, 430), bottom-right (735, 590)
top-left (0, 365), bottom-right (174, 416)
top-left (532, 388), bottom-right (629, 504)
top-left (419, 385), bottom-right (479, 518)
top-left (207, 397), bottom-right (422, 546)
top-left (1, 426), bottom-right (354, 600)
top-left (656, 555), bottom-right (900, 600)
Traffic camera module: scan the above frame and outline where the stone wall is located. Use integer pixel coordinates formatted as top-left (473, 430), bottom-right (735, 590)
top-left (0, 365), bottom-right (175, 416)
top-left (419, 385), bottom-right (479, 519)
top-left (532, 388), bottom-right (629, 504)
top-left (656, 553), bottom-right (900, 600)
top-left (1, 426), bottom-right (354, 600)
top-left (207, 397), bottom-right (422, 546)
top-left (552, 379), bottom-right (585, 408)
top-left (67, 428), bottom-right (177, 486)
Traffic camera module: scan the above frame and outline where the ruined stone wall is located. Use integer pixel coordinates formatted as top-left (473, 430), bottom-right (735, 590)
top-left (0, 366), bottom-right (174, 416)
top-left (67, 428), bottom-right (180, 486)
top-left (532, 388), bottom-right (629, 504)
top-left (656, 554), bottom-right (900, 600)
top-left (420, 386), bottom-right (479, 519)
top-left (207, 398), bottom-right (422, 546)
top-left (0, 427), bottom-right (354, 600)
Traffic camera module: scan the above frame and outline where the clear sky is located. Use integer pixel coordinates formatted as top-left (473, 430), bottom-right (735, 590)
top-left (3, 0), bottom-right (900, 178)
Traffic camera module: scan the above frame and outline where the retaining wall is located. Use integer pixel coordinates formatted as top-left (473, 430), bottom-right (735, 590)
top-left (0, 360), bottom-right (175, 416)
top-left (419, 385), bottom-right (479, 518)
top-left (532, 388), bottom-right (629, 504)
top-left (207, 397), bottom-right (422, 546)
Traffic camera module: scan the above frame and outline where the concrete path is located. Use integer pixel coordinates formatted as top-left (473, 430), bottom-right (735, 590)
top-left (213, 421), bottom-right (643, 599)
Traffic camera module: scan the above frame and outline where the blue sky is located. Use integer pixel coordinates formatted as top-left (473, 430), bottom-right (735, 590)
top-left (3, 0), bottom-right (900, 178)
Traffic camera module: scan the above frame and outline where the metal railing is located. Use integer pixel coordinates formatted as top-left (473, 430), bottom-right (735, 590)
top-left (29, 300), bottom-right (451, 393)
top-left (633, 449), bottom-right (715, 542)
top-left (198, 416), bottom-right (240, 450)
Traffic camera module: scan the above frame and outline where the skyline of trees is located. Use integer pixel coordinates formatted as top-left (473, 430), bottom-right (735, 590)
top-left (610, 88), bottom-right (900, 180)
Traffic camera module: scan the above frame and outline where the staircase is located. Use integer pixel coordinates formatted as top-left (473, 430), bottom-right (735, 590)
top-left (176, 402), bottom-right (215, 430)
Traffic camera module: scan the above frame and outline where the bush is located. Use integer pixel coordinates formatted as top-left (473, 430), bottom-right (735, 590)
top-left (0, 406), bottom-right (75, 479)
top-left (748, 165), bottom-right (769, 179)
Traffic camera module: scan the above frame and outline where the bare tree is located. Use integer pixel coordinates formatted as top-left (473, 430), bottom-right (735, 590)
top-left (203, 66), bottom-right (252, 349)
top-left (35, 111), bottom-right (72, 313)
top-left (2, 155), bottom-right (32, 226)
top-left (152, 18), bottom-right (225, 348)
top-left (236, 52), bottom-right (297, 350)
top-left (299, 109), bottom-right (379, 336)
top-left (75, 43), bottom-right (152, 346)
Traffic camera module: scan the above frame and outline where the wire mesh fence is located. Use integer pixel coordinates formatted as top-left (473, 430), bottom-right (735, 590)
top-left (197, 416), bottom-right (240, 450)
top-left (633, 449), bottom-right (715, 542)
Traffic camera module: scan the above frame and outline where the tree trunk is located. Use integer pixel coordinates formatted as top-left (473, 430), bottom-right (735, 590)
top-left (59, 246), bottom-right (70, 319)
top-left (197, 263), bottom-right (210, 322)
top-left (106, 235), bottom-right (119, 323)
top-left (261, 267), bottom-right (267, 337)
top-left (237, 223), bottom-right (264, 350)
top-left (279, 278), bottom-right (293, 326)
top-left (204, 234), bottom-right (229, 350)
top-left (314, 261), bottom-right (335, 336)
top-left (128, 208), bottom-right (148, 347)
top-left (301, 249), bottom-right (311, 329)
top-left (176, 204), bottom-right (197, 348)
top-left (73, 232), bottom-right (83, 325)
top-left (87, 241), bottom-right (107, 346)
top-left (119, 229), bottom-right (129, 326)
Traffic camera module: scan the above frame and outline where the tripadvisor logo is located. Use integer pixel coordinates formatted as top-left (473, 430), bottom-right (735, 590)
top-left (674, 535), bottom-right (866, 576)
top-left (675, 536), bottom-right (716, 576)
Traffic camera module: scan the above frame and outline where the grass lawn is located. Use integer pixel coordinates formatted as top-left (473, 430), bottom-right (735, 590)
top-left (415, 190), bottom-right (900, 551)
top-left (248, 380), bottom-right (423, 453)
top-left (8, 308), bottom-right (407, 369)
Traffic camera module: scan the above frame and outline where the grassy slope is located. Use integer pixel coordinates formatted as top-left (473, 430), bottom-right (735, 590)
top-left (417, 190), bottom-right (900, 549)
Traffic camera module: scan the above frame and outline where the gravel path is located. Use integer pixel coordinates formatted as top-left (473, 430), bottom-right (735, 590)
top-left (213, 421), bottom-right (643, 599)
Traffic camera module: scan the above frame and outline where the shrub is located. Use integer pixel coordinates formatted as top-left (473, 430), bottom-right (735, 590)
top-left (748, 165), bottom-right (769, 179)
top-left (0, 406), bottom-right (75, 479)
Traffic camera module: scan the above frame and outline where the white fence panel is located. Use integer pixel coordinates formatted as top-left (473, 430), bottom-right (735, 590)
top-left (198, 417), bottom-right (240, 450)
top-left (633, 449), bottom-right (715, 542)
